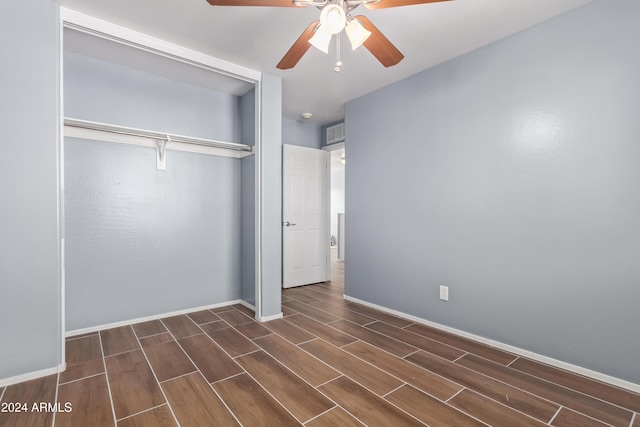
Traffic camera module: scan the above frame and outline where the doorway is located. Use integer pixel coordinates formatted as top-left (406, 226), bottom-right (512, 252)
top-left (325, 142), bottom-right (345, 292)
top-left (329, 146), bottom-right (346, 262)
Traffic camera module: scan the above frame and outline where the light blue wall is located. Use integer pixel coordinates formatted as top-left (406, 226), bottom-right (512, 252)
top-left (0, 0), bottom-right (61, 379)
top-left (345, 0), bottom-right (640, 384)
top-left (282, 117), bottom-right (321, 149)
top-left (259, 74), bottom-right (283, 318)
top-left (65, 140), bottom-right (242, 330)
top-left (64, 50), bottom-right (242, 143)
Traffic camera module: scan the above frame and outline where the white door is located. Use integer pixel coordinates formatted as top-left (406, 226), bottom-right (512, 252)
top-left (282, 144), bottom-right (329, 288)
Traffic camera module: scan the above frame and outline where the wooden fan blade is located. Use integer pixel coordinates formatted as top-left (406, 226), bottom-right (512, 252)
top-left (277, 20), bottom-right (319, 70)
top-left (364, 0), bottom-right (451, 9)
top-left (207, 0), bottom-right (300, 7)
top-left (356, 16), bottom-right (404, 67)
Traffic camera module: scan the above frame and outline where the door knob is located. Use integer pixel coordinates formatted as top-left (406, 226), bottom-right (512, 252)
top-left (284, 221), bottom-right (297, 227)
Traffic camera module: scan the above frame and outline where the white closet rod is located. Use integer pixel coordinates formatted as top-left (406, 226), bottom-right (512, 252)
top-left (64, 117), bottom-right (252, 152)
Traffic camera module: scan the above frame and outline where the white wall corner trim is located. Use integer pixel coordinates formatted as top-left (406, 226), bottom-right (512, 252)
top-left (343, 295), bottom-right (640, 394)
top-left (65, 300), bottom-right (243, 338)
top-left (257, 312), bottom-right (283, 323)
top-left (239, 300), bottom-right (256, 311)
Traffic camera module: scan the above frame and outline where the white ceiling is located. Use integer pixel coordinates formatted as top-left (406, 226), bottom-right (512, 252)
top-left (57, 0), bottom-right (595, 125)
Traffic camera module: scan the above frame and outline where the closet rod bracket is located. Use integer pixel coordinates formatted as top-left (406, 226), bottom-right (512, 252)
top-left (156, 136), bottom-right (168, 170)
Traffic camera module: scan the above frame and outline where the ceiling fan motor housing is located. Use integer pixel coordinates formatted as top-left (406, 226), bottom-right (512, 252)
top-left (320, 1), bottom-right (347, 34)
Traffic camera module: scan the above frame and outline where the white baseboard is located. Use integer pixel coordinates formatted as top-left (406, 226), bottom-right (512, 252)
top-left (239, 300), bottom-right (256, 311)
top-left (66, 299), bottom-right (242, 337)
top-left (257, 312), bottom-right (283, 322)
top-left (3, 300), bottom-right (265, 387)
top-left (344, 295), bottom-right (640, 394)
top-left (235, 299), bottom-right (282, 322)
top-left (0, 362), bottom-right (66, 388)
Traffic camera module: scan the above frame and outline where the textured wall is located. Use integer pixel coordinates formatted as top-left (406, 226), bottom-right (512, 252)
top-left (345, 0), bottom-right (640, 384)
top-left (65, 139), bottom-right (242, 330)
top-left (63, 45), bottom-right (254, 330)
top-left (0, 0), bottom-right (61, 380)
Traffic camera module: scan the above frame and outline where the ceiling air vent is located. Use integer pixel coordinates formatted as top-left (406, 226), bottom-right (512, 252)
top-left (326, 122), bottom-right (345, 145)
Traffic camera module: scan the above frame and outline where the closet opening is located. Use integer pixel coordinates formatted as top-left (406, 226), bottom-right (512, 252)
top-left (60, 17), bottom-right (263, 342)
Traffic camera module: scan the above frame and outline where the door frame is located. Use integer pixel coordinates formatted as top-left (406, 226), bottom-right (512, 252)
top-left (322, 141), bottom-right (345, 279)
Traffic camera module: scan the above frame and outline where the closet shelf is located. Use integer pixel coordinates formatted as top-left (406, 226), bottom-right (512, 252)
top-left (64, 117), bottom-right (253, 153)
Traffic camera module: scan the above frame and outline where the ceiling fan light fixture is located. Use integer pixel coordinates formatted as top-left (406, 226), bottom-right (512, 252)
top-left (320, 4), bottom-right (346, 34)
top-left (345, 18), bottom-right (371, 50)
top-left (309, 26), bottom-right (332, 54)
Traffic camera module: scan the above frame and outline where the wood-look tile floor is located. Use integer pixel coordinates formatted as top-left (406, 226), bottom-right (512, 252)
top-left (2, 249), bottom-right (639, 426)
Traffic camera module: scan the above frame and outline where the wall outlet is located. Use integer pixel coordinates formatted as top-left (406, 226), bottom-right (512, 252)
top-left (439, 286), bottom-right (449, 301)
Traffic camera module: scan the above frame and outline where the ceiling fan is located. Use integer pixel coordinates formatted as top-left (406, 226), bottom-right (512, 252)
top-left (205, 0), bottom-right (452, 70)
